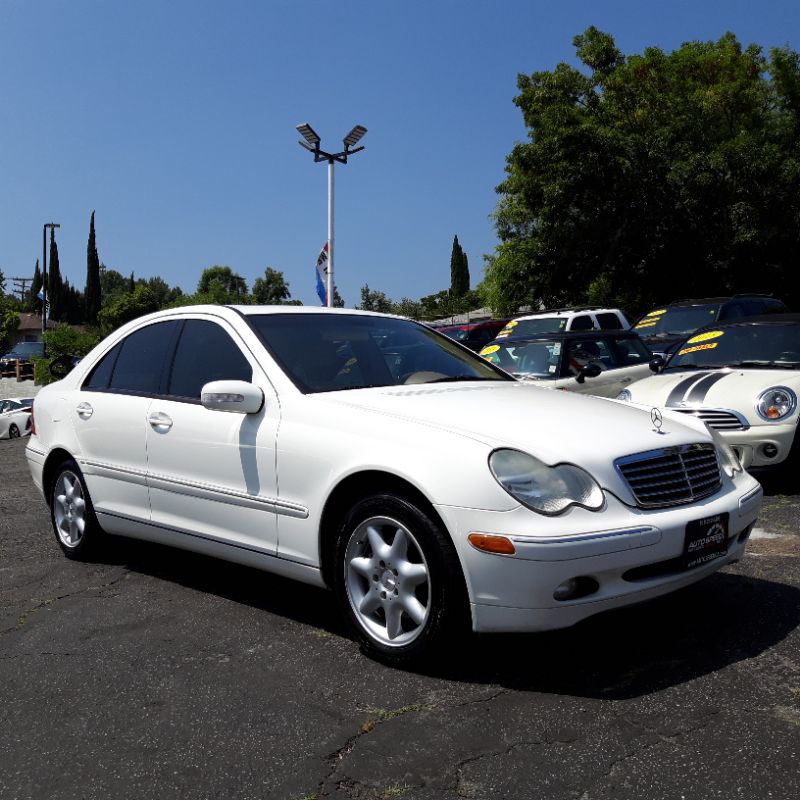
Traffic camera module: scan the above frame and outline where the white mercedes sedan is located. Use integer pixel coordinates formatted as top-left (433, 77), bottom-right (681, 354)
top-left (27, 306), bottom-right (763, 663)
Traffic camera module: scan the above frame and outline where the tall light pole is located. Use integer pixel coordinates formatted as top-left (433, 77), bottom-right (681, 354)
top-left (296, 122), bottom-right (367, 307)
top-left (42, 222), bottom-right (60, 336)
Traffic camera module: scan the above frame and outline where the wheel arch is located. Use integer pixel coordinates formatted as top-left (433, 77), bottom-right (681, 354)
top-left (42, 448), bottom-right (77, 507)
top-left (318, 470), bottom-right (454, 590)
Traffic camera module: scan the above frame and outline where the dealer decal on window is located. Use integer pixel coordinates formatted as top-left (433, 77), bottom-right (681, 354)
top-left (685, 330), bottom-right (724, 344)
top-left (678, 342), bottom-right (718, 356)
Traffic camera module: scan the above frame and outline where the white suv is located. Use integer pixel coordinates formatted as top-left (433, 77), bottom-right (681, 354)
top-left (495, 307), bottom-right (631, 340)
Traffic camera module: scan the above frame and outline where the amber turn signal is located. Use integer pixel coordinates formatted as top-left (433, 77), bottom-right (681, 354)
top-left (468, 533), bottom-right (516, 555)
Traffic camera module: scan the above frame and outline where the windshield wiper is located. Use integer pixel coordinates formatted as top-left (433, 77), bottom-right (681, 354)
top-left (427, 375), bottom-right (503, 384)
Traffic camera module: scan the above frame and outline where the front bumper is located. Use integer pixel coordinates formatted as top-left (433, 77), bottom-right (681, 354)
top-left (435, 472), bottom-right (762, 633)
top-left (718, 419), bottom-right (798, 468)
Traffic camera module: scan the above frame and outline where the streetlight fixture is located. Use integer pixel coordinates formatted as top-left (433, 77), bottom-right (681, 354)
top-left (296, 122), bottom-right (367, 307)
top-left (42, 222), bottom-right (60, 336)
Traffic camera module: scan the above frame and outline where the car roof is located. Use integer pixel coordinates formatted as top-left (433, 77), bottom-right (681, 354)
top-left (656, 295), bottom-right (780, 307)
top-left (693, 312), bottom-right (800, 330)
top-left (491, 330), bottom-right (642, 344)
top-left (512, 306), bottom-right (621, 319)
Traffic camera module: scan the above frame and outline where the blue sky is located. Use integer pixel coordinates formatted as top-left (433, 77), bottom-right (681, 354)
top-left (2, 0), bottom-right (799, 307)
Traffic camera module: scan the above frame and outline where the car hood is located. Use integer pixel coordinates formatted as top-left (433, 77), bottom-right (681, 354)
top-left (319, 381), bottom-right (710, 475)
top-left (625, 368), bottom-right (800, 420)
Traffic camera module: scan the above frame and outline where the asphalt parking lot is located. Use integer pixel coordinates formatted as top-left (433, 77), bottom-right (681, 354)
top-left (1, 437), bottom-right (798, 800)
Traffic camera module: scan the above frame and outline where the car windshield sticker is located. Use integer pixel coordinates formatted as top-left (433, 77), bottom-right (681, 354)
top-left (552, 343), bottom-right (562, 355)
top-left (685, 330), bottom-right (724, 344)
top-left (646, 309), bottom-right (666, 317)
top-left (678, 342), bottom-right (718, 356)
top-left (635, 319), bottom-right (658, 329)
top-left (497, 321), bottom-right (517, 338)
top-left (480, 345), bottom-right (500, 356)
top-left (548, 364), bottom-right (557, 373)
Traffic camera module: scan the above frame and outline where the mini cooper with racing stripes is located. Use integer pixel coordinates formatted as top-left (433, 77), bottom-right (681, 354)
top-left (617, 314), bottom-right (800, 470)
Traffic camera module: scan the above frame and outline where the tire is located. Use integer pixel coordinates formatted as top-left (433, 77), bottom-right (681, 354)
top-left (8, 424), bottom-right (20, 439)
top-left (333, 492), bottom-right (468, 664)
top-left (49, 459), bottom-right (104, 560)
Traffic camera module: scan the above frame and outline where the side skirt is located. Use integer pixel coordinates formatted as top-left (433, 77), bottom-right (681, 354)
top-left (96, 511), bottom-right (327, 589)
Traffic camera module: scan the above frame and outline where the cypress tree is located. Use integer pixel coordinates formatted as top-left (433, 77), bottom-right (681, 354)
top-left (450, 235), bottom-right (470, 297)
top-left (85, 211), bottom-right (101, 324)
top-left (29, 259), bottom-right (42, 310)
top-left (48, 228), bottom-right (63, 320)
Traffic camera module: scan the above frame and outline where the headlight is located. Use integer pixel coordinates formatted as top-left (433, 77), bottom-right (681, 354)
top-left (489, 449), bottom-right (604, 515)
top-left (616, 389), bottom-right (632, 402)
top-left (707, 428), bottom-right (742, 478)
top-left (755, 386), bottom-right (796, 421)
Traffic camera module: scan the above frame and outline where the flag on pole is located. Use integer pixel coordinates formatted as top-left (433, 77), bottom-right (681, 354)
top-left (315, 243), bottom-right (328, 306)
top-left (36, 290), bottom-right (44, 301)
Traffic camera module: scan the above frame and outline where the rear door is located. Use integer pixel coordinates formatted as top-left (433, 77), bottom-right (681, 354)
top-left (73, 320), bottom-right (180, 522)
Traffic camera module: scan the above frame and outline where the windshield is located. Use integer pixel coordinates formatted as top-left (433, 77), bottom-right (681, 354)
top-left (666, 324), bottom-right (800, 370)
top-left (480, 339), bottom-right (563, 380)
top-left (248, 313), bottom-right (513, 393)
top-left (496, 317), bottom-right (568, 338)
top-left (634, 304), bottom-right (720, 337)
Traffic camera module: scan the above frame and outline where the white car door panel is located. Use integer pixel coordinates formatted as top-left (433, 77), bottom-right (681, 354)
top-left (144, 317), bottom-right (280, 554)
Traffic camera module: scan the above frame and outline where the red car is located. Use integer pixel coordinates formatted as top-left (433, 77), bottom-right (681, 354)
top-left (436, 319), bottom-right (510, 352)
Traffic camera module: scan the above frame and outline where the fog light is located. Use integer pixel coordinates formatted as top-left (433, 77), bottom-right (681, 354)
top-left (553, 576), bottom-right (599, 601)
top-left (553, 578), bottom-right (578, 601)
top-left (761, 443), bottom-right (778, 459)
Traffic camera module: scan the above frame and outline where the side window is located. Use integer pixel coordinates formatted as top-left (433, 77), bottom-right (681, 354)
top-left (596, 312), bottom-right (623, 330)
top-left (562, 338), bottom-right (613, 376)
top-left (570, 315), bottom-right (594, 331)
top-left (83, 343), bottom-right (122, 390)
top-left (719, 302), bottom-right (745, 321)
top-left (168, 320), bottom-right (252, 400)
top-left (611, 336), bottom-right (651, 366)
top-left (107, 321), bottom-right (181, 395)
top-left (740, 299), bottom-right (766, 315)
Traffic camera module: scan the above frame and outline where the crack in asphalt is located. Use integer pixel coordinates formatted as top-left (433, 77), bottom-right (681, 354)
top-left (0, 570), bottom-right (130, 636)
top-left (313, 689), bottom-right (512, 798)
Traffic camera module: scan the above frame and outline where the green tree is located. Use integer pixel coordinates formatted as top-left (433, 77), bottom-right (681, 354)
top-left (47, 228), bottom-right (64, 321)
top-left (100, 265), bottom-right (130, 307)
top-left (449, 235), bottom-right (470, 297)
top-left (252, 267), bottom-right (291, 304)
top-left (139, 276), bottom-right (183, 307)
top-left (97, 285), bottom-right (159, 334)
top-left (484, 28), bottom-right (800, 316)
top-left (27, 260), bottom-right (43, 313)
top-left (197, 266), bottom-right (248, 299)
top-left (85, 211), bottom-right (101, 324)
top-left (358, 284), bottom-right (394, 313)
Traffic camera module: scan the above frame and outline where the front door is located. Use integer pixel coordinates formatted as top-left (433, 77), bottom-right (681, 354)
top-left (144, 316), bottom-right (280, 555)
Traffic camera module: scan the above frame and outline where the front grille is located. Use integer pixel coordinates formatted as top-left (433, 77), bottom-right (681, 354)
top-left (671, 407), bottom-right (748, 430)
top-left (615, 443), bottom-right (722, 508)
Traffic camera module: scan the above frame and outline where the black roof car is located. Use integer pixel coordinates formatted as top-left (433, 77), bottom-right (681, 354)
top-left (633, 294), bottom-right (787, 357)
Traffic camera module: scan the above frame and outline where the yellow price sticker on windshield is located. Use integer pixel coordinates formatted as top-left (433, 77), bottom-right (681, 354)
top-left (480, 345), bottom-right (500, 355)
top-left (646, 309), bottom-right (666, 317)
top-left (686, 330), bottom-right (724, 344)
top-left (635, 320), bottom-right (657, 329)
top-left (679, 342), bottom-right (718, 356)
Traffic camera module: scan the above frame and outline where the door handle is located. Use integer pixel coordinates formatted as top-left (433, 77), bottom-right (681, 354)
top-left (76, 402), bottom-right (93, 419)
top-left (148, 411), bottom-right (173, 431)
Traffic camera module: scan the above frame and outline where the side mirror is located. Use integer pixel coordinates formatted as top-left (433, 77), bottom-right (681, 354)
top-left (649, 356), bottom-right (665, 373)
top-left (575, 363), bottom-right (602, 384)
top-left (201, 380), bottom-right (264, 414)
